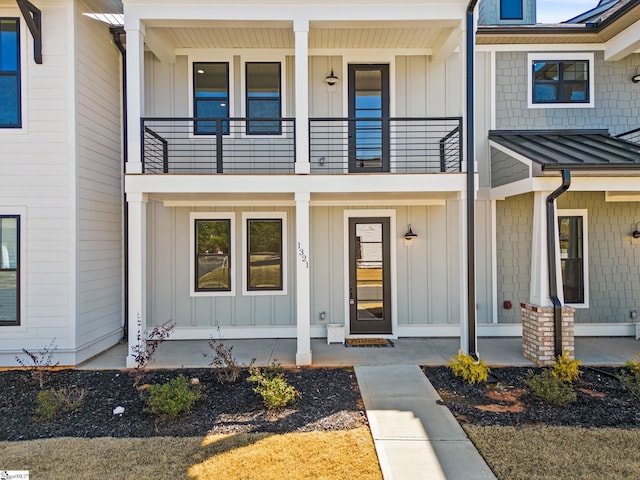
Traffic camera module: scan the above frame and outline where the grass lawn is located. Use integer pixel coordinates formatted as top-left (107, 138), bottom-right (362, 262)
top-left (465, 425), bottom-right (640, 480)
top-left (0, 426), bottom-right (381, 480)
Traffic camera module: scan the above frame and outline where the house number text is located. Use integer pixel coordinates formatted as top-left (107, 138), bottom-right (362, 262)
top-left (298, 242), bottom-right (309, 268)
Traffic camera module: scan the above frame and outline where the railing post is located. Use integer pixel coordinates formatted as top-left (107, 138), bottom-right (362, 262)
top-left (216, 119), bottom-right (224, 174)
top-left (162, 138), bottom-right (169, 174)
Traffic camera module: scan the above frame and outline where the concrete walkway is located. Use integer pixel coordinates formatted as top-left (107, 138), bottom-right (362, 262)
top-left (355, 365), bottom-right (496, 480)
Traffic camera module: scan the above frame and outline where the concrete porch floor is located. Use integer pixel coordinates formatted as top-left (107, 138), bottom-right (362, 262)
top-left (78, 336), bottom-right (640, 370)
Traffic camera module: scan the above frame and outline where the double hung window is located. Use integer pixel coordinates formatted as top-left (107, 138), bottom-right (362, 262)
top-left (246, 62), bottom-right (281, 135)
top-left (0, 215), bottom-right (19, 324)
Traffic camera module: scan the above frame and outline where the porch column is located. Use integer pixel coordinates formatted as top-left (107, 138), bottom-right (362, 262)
top-left (124, 21), bottom-right (145, 173)
top-left (126, 192), bottom-right (148, 367)
top-left (295, 192), bottom-right (312, 365)
top-left (294, 19), bottom-right (310, 175)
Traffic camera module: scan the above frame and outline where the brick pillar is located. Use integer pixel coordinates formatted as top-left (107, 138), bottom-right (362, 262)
top-left (521, 303), bottom-right (575, 366)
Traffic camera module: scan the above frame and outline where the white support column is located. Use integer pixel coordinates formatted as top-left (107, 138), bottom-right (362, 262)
top-left (294, 20), bottom-right (310, 175)
top-left (295, 192), bottom-right (312, 365)
top-left (126, 192), bottom-right (148, 367)
top-left (125, 23), bottom-right (145, 173)
top-left (530, 191), bottom-right (563, 306)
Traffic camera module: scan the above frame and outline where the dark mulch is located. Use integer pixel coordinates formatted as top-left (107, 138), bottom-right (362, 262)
top-left (423, 366), bottom-right (640, 428)
top-left (0, 367), bottom-right (366, 441)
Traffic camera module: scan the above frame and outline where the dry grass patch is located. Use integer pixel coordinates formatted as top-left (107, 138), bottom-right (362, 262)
top-left (0, 426), bottom-right (381, 480)
top-left (465, 425), bottom-right (640, 480)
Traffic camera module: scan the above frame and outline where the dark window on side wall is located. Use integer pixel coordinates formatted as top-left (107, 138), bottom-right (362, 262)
top-left (193, 62), bottom-right (229, 135)
top-left (0, 18), bottom-right (21, 128)
top-left (195, 219), bottom-right (231, 291)
top-left (500, 0), bottom-right (523, 20)
top-left (0, 215), bottom-right (19, 325)
top-left (247, 219), bottom-right (283, 291)
top-left (533, 60), bottom-right (589, 104)
top-left (246, 62), bottom-right (281, 135)
top-left (558, 216), bottom-right (584, 304)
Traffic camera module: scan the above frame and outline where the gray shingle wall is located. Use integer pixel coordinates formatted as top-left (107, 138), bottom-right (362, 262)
top-left (491, 147), bottom-right (530, 187)
top-left (497, 191), bottom-right (640, 324)
top-left (496, 193), bottom-right (533, 324)
top-left (495, 51), bottom-right (640, 134)
top-left (478, 0), bottom-right (536, 25)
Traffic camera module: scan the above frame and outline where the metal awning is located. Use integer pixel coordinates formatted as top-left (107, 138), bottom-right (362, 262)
top-left (488, 129), bottom-right (640, 171)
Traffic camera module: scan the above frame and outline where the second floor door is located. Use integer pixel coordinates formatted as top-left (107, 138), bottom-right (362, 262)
top-left (348, 64), bottom-right (390, 173)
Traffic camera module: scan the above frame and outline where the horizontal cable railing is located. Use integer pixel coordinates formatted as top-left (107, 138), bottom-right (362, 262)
top-left (141, 117), bottom-right (296, 174)
top-left (616, 127), bottom-right (640, 145)
top-left (309, 117), bottom-right (462, 174)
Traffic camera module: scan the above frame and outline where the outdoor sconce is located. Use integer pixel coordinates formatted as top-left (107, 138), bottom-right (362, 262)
top-left (632, 67), bottom-right (640, 83)
top-left (633, 222), bottom-right (640, 238)
top-left (325, 68), bottom-right (339, 86)
top-left (404, 224), bottom-right (418, 240)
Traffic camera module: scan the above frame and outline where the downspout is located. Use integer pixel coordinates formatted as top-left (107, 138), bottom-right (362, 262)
top-left (111, 26), bottom-right (129, 340)
top-left (546, 170), bottom-right (571, 358)
top-left (466, 0), bottom-right (479, 357)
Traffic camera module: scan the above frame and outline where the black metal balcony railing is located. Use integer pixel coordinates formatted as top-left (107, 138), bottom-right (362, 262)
top-left (141, 117), bottom-right (296, 174)
top-left (616, 127), bottom-right (640, 145)
top-left (140, 116), bottom-right (462, 174)
top-left (309, 117), bottom-right (462, 174)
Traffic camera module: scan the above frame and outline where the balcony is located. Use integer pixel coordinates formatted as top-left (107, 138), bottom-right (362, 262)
top-left (141, 117), bottom-right (462, 174)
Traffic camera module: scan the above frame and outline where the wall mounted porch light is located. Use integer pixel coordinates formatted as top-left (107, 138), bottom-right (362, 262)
top-left (632, 66), bottom-right (640, 83)
top-left (632, 222), bottom-right (640, 238)
top-left (403, 224), bottom-right (418, 247)
top-left (325, 68), bottom-right (339, 86)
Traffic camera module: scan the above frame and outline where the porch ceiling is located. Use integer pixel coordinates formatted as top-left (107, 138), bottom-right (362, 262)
top-left (148, 20), bottom-right (459, 51)
top-left (489, 129), bottom-right (640, 171)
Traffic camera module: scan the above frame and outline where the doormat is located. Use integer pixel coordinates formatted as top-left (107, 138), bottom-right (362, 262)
top-left (345, 338), bottom-right (394, 347)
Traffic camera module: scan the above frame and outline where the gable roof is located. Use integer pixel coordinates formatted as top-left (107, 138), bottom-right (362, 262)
top-left (488, 130), bottom-right (640, 170)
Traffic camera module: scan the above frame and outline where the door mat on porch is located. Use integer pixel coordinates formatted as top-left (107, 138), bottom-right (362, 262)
top-left (345, 338), bottom-right (394, 347)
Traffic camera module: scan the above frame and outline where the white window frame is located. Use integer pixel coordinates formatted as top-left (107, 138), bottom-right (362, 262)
top-left (189, 212), bottom-right (235, 297)
top-left (558, 209), bottom-right (589, 308)
top-left (0, 206), bottom-right (26, 332)
top-left (0, 12), bottom-right (27, 134)
top-left (527, 52), bottom-right (595, 109)
top-left (242, 211), bottom-right (287, 296)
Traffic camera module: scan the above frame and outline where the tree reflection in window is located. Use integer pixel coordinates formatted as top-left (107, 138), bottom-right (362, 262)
top-left (195, 219), bottom-right (231, 291)
top-left (247, 219), bottom-right (282, 290)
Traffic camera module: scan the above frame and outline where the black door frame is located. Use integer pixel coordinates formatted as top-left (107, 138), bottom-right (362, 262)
top-left (347, 64), bottom-right (390, 173)
top-left (348, 217), bottom-right (392, 334)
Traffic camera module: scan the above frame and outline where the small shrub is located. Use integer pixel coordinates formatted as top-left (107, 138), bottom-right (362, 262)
top-left (551, 350), bottom-right (582, 383)
top-left (248, 363), bottom-right (300, 410)
top-left (618, 355), bottom-right (640, 401)
top-left (447, 351), bottom-right (490, 384)
top-left (524, 369), bottom-right (576, 406)
top-left (625, 354), bottom-right (640, 375)
top-left (130, 315), bottom-right (175, 386)
top-left (203, 331), bottom-right (255, 384)
top-left (36, 386), bottom-right (86, 420)
top-left (15, 339), bottom-right (60, 389)
top-left (144, 374), bottom-right (203, 418)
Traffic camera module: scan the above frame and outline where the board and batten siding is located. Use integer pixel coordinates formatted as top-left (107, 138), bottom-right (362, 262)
top-left (74, 2), bottom-right (123, 357)
top-left (0, 1), bottom-right (76, 362)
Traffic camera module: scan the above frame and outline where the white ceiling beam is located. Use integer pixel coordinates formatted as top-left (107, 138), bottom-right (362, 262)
top-left (144, 27), bottom-right (176, 64)
top-left (604, 18), bottom-right (640, 61)
top-left (432, 26), bottom-right (460, 62)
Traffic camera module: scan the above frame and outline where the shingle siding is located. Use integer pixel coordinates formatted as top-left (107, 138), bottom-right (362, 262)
top-left (490, 147), bottom-right (529, 187)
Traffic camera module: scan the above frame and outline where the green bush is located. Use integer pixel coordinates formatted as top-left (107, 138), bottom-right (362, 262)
top-left (524, 369), bottom-right (576, 406)
top-left (248, 363), bottom-right (300, 410)
top-left (447, 351), bottom-right (490, 384)
top-left (36, 386), bottom-right (86, 420)
top-left (551, 350), bottom-right (582, 383)
top-left (144, 374), bottom-right (203, 418)
top-left (618, 355), bottom-right (640, 401)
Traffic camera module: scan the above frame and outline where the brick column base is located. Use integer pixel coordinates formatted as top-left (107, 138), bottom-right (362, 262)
top-left (521, 303), bottom-right (575, 366)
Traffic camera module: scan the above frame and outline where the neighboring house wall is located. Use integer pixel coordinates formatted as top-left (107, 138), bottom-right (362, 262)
top-left (74, 3), bottom-right (123, 356)
top-left (0, 1), bottom-right (76, 357)
top-left (478, 0), bottom-right (536, 25)
top-left (495, 51), bottom-right (640, 134)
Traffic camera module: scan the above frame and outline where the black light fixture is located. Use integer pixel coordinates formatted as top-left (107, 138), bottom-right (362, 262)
top-left (633, 67), bottom-right (640, 83)
top-left (404, 224), bottom-right (418, 240)
top-left (325, 68), bottom-right (339, 86)
top-left (633, 222), bottom-right (640, 238)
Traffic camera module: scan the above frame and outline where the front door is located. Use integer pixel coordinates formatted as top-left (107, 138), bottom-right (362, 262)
top-left (348, 217), bottom-right (392, 334)
top-left (348, 64), bottom-right (390, 173)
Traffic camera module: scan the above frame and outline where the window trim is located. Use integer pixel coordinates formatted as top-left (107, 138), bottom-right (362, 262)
top-left (500, 0), bottom-right (523, 20)
top-left (244, 61), bottom-right (282, 136)
top-left (242, 211), bottom-right (287, 296)
top-left (241, 55), bottom-right (286, 138)
top-left (0, 214), bottom-right (20, 326)
top-left (192, 61), bottom-right (230, 136)
top-left (190, 212), bottom-right (235, 297)
top-left (557, 209), bottom-right (589, 308)
top-left (0, 17), bottom-right (22, 129)
top-left (527, 52), bottom-right (595, 109)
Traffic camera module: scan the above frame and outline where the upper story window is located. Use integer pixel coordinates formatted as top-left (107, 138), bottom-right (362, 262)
top-left (0, 18), bottom-right (21, 128)
top-left (528, 53), bottom-right (594, 109)
top-left (246, 62), bottom-right (281, 135)
top-left (500, 0), bottom-right (523, 20)
top-left (193, 62), bottom-right (229, 135)
top-left (0, 215), bottom-right (19, 325)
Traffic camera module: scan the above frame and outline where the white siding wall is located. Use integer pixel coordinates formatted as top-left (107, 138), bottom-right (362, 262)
top-left (74, 2), bottom-right (123, 358)
top-left (0, 1), bottom-right (75, 364)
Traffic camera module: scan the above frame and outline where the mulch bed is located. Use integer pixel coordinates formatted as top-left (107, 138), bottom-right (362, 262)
top-left (0, 367), bottom-right (367, 441)
top-left (423, 366), bottom-right (640, 428)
